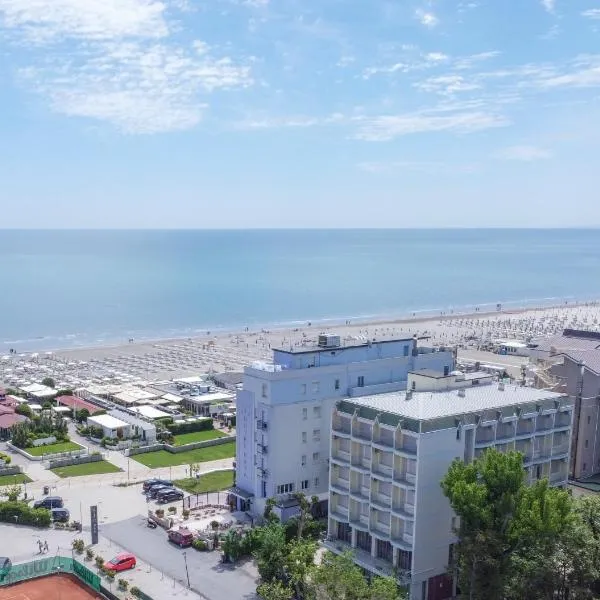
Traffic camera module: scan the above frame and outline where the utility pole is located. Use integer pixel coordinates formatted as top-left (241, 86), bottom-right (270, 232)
top-left (183, 552), bottom-right (190, 588)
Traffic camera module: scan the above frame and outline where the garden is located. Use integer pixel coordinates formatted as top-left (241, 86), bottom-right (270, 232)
top-left (174, 469), bottom-right (233, 494)
top-left (10, 412), bottom-right (81, 456)
top-left (131, 441), bottom-right (236, 468)
top-left (51, 460), bottom-right (121, 478)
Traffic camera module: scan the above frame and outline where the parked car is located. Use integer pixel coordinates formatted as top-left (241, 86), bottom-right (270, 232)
top-left (0, 557), bottom-right (11, 582)
top-left (104, 552), bottom-right (136, 572)
top-left (34, 496), bottom-right (63, 510)
top-left (157, 489), bottom-right (184, 503)
top-left (148, 485), bottom-right (171, 498)
top-left (51, 508), bottom-right (70, 523)
top-left (143, 479), bottom-right (172, 492)
top-left (167, 528), bottom-right (194, 548)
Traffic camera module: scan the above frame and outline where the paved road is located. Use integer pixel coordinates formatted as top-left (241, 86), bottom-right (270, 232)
top-left (102, 517), bottom-right (259, 600)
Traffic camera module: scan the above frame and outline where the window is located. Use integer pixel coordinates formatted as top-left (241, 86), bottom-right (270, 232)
top-left (312, 381), bottom-right (320, 393)
top-left (404, 345), bottom-right (409, 357)
top-left (585, 439), bottom-right (589, 448)
top-left (313, 429), bottom-right (321, 441)
top-left (313, 451), bottom-right (320, 462)
top-left (302, 407), bottom-right (307, 420)
top-left (276, 483), bottom-right (295, 494)
top-left (302, 479), bottom-right (309, 490)
top-left (301, 455), bottom-right (307, 466)
top-left (334, 379), bottom-right (340, 390)
top-left (357, 376), bottom-right (364, 388)
top-left (588, 415), bottom-right (592, 425)
top-left (313, 406), bottom-right (321, 418)
top-left (261, 383), bottom-right (267, 398)
top-left (314, 477), bottom-right (320, 487)
top-left (302, 431), bottom-right (307, 443)
top-left (456, 428), bottom-right (461, 441)
top-left (301, 384), bottom-right (307, 395)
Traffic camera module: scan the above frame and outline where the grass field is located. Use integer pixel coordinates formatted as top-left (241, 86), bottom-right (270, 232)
top-left (25, 441), bottom-right (83, 456)
top-left (51, 460), bottom-right (121, 478)
top-left (173, 429), bottom-right (227, 446)
top-left (132, 441), bottom-right (236, 468)
top-left (0, 473), bottom-right (32, 487)
top-left (174, 470), bottom-right (233, 494)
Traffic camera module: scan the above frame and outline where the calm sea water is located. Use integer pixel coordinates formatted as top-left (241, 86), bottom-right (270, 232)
top-left (1, 229), bottom-right (599, 353)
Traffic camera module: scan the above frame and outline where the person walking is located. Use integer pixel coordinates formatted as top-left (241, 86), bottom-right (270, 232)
top-left (43, 540), bottom-right (48, 553)
top-left (37, 540), bottom-right (42, 554)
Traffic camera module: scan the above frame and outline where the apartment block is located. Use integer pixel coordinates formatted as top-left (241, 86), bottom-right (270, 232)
top-left (231, 334), bottom-right (454, 518)
top-left (326, 371), bottom-right (573, 600)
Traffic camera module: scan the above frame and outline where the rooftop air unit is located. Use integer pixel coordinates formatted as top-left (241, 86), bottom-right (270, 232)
top-left (318, 334), bottom-right (341, 348)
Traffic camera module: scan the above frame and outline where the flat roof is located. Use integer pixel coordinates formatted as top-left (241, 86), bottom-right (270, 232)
top-left (134, 405), bottom-right (170, 419)
top-left (274, 337), bottom-right (415, 355)
top-left (185, 392), bottom-right (234, 405)
top-left (344, 383), bottom-right (565, 422)
top-left (409, 369), bottom-right (446, 379)
top-left (88, 414), bottom-right (130, 430)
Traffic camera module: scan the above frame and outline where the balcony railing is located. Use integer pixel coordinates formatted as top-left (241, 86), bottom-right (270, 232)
top-left (257, 444), bottom-right (268, 454)
top-left (331, 477), bottom-right (350, 493)
top-left (332, 449), bottom-right (351, 463)
top-left (372, 463), bottom-right (393, 479)
top-left (256, 420), bottom-right (268, 431)
top-left (533, 448), bottom-right (552, 460)
top-left (393, 470), bottom-right (416, 486)
top-left (371, 491), bottom-right (391, 509)
top-left (333, 423), bottom-right (352, 436)
top-left (331, 504), bottom-right (349, 520)
top-left (549, 471), bottom-right (567, 483)
top-left (391, 503), bottom-right (415, 519)
top-left (552, 443), bottom-right (570, 456)
top-left (371, 521), bottom-right (391, 537)
top-left (350, 514), bottom-right (370, 529)
top-left (350, 486), bottom-right (370, 501)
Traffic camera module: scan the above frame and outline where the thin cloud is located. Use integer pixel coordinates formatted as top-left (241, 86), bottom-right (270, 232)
top-left (541, 0), bottom-right (555, 14)
top-left (495, 145), bottom-right (553, 161)
top-left (415, 9), bottom-right (439, 28)
top-left (582, 9), bottom-right (600, 20)
top-left (358, 160), bottom-right (478, 174)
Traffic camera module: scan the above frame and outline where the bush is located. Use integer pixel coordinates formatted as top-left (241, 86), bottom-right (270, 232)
top-left (95, 556), bottom-right (104, 569)
top-left (210, 520), bottom-right (220, 531)
top-left (182, 509), bottom-right (190, 519)
top-left (192, 538), bottom-right (207, 551)
top-left (118, 578), bottom-right (129, 590)
top-left (166, 419), bottom-right (213, 435)
top-left (72, 539), bottom-right (85, 553)
top-left (0, 501), bottom-right (51, 527)
top-left (41, 377), bottom-right (55, 388)
top-left (85, 548), bottom-right (94, 561)
top-left (130, 586), bottom-right (141, 597)
top-left (14, 404), bottom-right (33, 419)
top-left (105, 569), bottom-right (116, 582)
top-left (168, 506), bottom-right (177, 514)
top-left (155, 509), bottom-right (165, 518)
top-left (55, 389), bottom-right (74, 397)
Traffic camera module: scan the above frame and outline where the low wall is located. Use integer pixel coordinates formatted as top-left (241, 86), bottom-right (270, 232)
top-left (127, 435), bottom-right (236, 457)
top-left (47, 453), bottom-right (104, 469)
top-left (6, 442), bottom-right (87, 462)
top-left (0, 465), bottom-right (23, 477)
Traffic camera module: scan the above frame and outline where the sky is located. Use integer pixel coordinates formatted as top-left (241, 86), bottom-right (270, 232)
top-left (1, 0), bottom-right (599, 228)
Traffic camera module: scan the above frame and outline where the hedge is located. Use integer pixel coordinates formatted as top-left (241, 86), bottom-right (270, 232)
top-left (166, 419), bottom-right (213, 435)
top-left (0, 501), bottom-right (51, 527)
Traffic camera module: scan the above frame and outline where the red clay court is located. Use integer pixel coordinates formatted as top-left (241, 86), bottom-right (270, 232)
top-left (0, 574), bottom-right (105, 600)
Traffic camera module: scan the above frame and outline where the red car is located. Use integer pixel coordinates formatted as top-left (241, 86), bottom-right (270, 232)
top-left (105, 552), bottom-right (136, 572)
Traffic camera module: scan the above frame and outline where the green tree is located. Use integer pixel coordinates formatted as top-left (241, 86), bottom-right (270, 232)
top-left (256, 580), bottom-right (294, 600)
top-left (41, 377), bottom-right (55, 388)
top-left (1, 485), bottom-right (22, 502)
top-left (263, 497), bottom-right (279, 523)
top-left (254, 522), bottom-right (288, 583)
top-left (369, 576), bottom-right (405, 600)
top-left (10, 422), bottom-right (30, 448)
top-left (285, 539), bottom-right (318, 599)
top-left (74, 408), bottom-right (90, 423)
top-left (310, 551), bottom-right (370, 600)
top-left (14, 404), bottom-right (32, 418)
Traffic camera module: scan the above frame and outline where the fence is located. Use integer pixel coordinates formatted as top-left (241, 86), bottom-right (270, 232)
top-left (127, 435), bottom-right (236, 457)
top-left (183, 491), bottom-right (230, 510)
top-left (6, 442), bottom-right (88, 462)
top-left (0, 465), bottom-right (23, 477)
top-left (0, 556), bottom-right (100, 591)
top-left (47, 452), bottom-right (105, 470)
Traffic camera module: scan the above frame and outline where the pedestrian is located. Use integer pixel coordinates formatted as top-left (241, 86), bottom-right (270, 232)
top-left (43, 540), bottom-right (48, 553)
top-left (37, 540), bottom-right (42, 554)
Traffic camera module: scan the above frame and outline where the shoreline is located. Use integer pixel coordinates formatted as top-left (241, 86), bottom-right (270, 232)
top-left (1, 295), bottom-right (596, 358)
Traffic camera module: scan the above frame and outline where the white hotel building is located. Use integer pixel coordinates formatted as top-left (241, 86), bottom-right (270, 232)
top-left (325, 370), bottom-right (574, 600)
top-left (231, 335), bottom-right (454, 518)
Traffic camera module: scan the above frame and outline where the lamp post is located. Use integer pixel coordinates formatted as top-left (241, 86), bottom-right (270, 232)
top-left (182, 551), bottom-right (190, 588)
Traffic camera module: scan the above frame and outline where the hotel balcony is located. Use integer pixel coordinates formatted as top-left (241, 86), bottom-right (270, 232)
top-left (256, 419), bottom-right (268, 431)
top-left (391, 530), bottom-right (413, 550)
top-left (332, 419), bottom-right (352, 438)
top-left (396, 438), bottom-right (418, 457)
top-left (536, 416), bottom-right (555, 433)
top-left (496, 424), bottom-right (516, 442)
top-left (331, 448), bottom-right (351, 465)
top-left (351, 456), bottom-right (371, 472)
top-left (373, 433), bottom-right (395, 452)
top-left (393, 470), bottom-right (416, 488)
top-left (371, 491), bottom-right (392, 510)
top-left (515, 442), bottom-right (533, 462)
top-left (391, 502), bottom-right (415, 520)
top-left (323, 538), bottom-right (411, 584)
top-left (515, 422), bottom-right (535, 439)
top-left (350, 486), bottom-right (371, 502)
top-left (475, 428), bottom-right (495, 447)
top-left (372, 462), bottom-right (394, 481)
top-left (256, 443), bottom-right (268, 454)
top-left (352, 428), bottom-right (372, 443)
top-left (555, 411), bottom-right (572, 430)
top-left (331, 475), bottom-right (350, 494)
top-left (551, 443), bottom-right (570, 458)
top-left (330, 503), bottom-right (349, 522)
top-left (371, 520), bottom-right (391, 538)
top-left (349, 513), bottom-right (370, 531)
top-left (532, 447), bottom-right (552, 461)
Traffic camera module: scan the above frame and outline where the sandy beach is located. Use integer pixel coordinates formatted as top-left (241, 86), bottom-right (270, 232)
top-left (1, 301), bottom-right (599, 390)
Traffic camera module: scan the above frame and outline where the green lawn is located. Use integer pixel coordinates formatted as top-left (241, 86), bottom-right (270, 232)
top-left (25, 441), bottom-right (83, 456)
top-left (51, 460), bottom-right (122, 478)
top-left (174, 470), bottom-right (233, 494)
top-left (132, 441), bottom-right (236, 468)
top-left (0, 473), bottom-right (32, 487)
top-left (173, 430), bottom-right (227, 446)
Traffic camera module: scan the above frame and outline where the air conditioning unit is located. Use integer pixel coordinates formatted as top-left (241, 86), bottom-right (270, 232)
top-left (318, 334), bottom-right (341, 348)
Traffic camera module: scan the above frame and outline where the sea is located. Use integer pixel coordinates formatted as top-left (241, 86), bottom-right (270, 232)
top-left (1, 229), bottom-right (600, 353)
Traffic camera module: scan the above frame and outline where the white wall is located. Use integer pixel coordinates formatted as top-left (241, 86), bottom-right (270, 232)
top-left (411, 428), bottom-right (462, 596)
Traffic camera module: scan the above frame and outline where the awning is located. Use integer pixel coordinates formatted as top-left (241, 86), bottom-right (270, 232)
top-left (227, 486), bottom-right (254, 500)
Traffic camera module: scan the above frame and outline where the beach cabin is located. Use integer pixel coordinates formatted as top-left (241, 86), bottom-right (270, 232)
top-left (86, 413), bottom-right (131, 440)
top-left (494, 339), bottom-right (530, 357)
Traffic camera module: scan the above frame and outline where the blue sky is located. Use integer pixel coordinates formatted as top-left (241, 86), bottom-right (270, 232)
top-left (1, 0), bottom-right (599, 228)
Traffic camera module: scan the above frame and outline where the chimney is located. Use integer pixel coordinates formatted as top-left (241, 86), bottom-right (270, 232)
top-left (405, 390), bottom-right (413, 401)
top-left (412, 334), bottom-right (419, 357)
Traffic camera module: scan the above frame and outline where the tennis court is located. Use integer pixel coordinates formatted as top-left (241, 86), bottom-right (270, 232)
top-left (0, 573), bottom-right (105, 600)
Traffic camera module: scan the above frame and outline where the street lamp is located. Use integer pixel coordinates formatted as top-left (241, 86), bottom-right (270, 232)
top-left (182, 551), bottom-right (190, 588)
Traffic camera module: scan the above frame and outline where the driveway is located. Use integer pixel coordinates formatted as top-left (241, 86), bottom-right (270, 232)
top-left (102, 517), bottom-right (259, 600)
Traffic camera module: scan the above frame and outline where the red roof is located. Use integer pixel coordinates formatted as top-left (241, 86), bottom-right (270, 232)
top-left (0, 413), bottom-right (26, 429)
top-left (55, 396), bottom-right (103, 414)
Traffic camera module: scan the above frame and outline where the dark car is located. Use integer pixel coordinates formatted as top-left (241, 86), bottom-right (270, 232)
top-left (143, 479), bottom-right (172, 492)
top-left (157, 489), bottom-right (184, 503)
top-left (148, 485), bottom-right (172, 498)
top-left (51, 508), bottom-right (70, 523)
top-left (0, 557), bottom-right (11, 582)
top-left (34, 496), bottom-right (63, 510)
